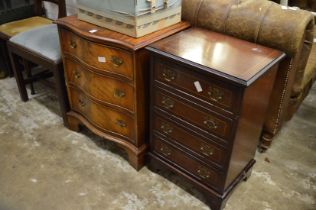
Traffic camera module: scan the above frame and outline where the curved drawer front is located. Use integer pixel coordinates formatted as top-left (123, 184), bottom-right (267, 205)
top-left (155, 60), bottom-right (239, 114)
top-left (152, 136), bottom-right (222, 191)
top-left (65, 59), bottom-right (135, 113)
top-left (60, 29), bottom-right (133, 79)
top-left (154, 88), bottom-right (233, 140)
top-left (69, 87), bottom-right (135, 142)
top-left (153, 115), bottom-right (227, 168)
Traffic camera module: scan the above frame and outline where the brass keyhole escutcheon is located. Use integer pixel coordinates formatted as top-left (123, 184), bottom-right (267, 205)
top-left (70, 40), bottom-right (77, 49)
top-left (203, 117), bottom-right (218, 130)
top-left (74, 71), bottom-right (81, 79)
top-left (161, 97), bottom-right (175, 109)
top-left (208, 87), bottom-right (224, 103)
top-left (162, 68), bottom-right (176, 82)
top-left (160, 145), bottom-right (172, 157)
top-left (160, 123), bottom-right (173, 135)
top-left (200, 144), bottom-right (214, 157)
top-left (114, 89), bottom-right (126, 98)
top-left (116, 119), bottom-right (127, 128)
top-left (111, 56), bottom-right (124, 67)
top-left (197, 166), bottom-right (212, 179)
top-left (78, 98), bottom-right (86, 108)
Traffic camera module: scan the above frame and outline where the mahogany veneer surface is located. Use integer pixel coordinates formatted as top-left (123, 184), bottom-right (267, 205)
top-left (149, 28), bottom-right (283, 85)
top-left (147, 27), bottom-right (285, 209)
top-left (56, 15), bottom-right (190, 170)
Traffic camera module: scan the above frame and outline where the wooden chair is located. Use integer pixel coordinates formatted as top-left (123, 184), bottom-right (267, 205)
top-left (7, 0), bottom-right (69, 124)
top-left (0, 0), bottom-right (62, 77)
top-left (0, 0), bottom-right (35, 78)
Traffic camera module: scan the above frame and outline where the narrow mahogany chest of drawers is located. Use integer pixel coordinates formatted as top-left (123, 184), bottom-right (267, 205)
top-left (56, 16), bottom-right (189, 170)
top-left (147, 28), bottom-right (285, 209)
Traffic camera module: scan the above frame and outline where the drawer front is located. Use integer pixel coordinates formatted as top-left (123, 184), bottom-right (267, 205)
top-left (154, 88), bottom-right (233, 140)
top-left (153, 115), bottom-right (227, 168)
top-left (60, 29), bottom-right (133, 79)
top-left (155, 60), bottom-right (238, 113)
top-left (152, 136), bottom-right (222, 190)
top-left (68, 87), bottom-right (135, 142)
top-left (64, 58), bottom-right (135, 113)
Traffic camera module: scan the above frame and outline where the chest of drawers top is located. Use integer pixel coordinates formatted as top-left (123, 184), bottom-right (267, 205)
top-left (56, 15), bottom-right (190, 51)
top-left (147, 27), bottom-right (285, 86)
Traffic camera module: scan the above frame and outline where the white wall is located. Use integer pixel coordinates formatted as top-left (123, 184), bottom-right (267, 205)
top-left (44, 0), bottom-right (77, 20)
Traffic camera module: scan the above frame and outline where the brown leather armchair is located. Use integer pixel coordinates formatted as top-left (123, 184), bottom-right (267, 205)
top-left (284, 0), bottom-right (316, 122)
top-left (182, 0), bottom-right (315, 151)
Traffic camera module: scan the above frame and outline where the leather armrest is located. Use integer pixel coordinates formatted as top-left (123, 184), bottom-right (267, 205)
top-left (182, 0), bottom-right (315, 148)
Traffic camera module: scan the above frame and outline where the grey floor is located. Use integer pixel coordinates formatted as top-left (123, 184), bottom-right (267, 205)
top-left (0, 78), bottom-right (315, 210)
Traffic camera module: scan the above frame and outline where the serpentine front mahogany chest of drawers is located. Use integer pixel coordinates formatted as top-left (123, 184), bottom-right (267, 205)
top-left (56, 16), bottom-right (189, 170)
top-left (147, 28), bottom-right (285, 209)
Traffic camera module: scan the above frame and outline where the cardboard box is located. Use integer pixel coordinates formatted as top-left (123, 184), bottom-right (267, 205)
top-left (77, 0), bottom-right (182, 37)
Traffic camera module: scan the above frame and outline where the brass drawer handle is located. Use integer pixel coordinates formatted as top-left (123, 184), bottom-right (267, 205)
top-left (116, 119), bottom-right (127, 128)
top-left (203, 117), bottom-right (218, 130)
top-left (114, 89), bottom-right (126, 98)
top-left (78, 98), bottom-right (86, 107)
top-left (111, 56), bottom-right (124, 67)
top-left (197, 166), bottom-right (212, 179)
top-left (200, 144), bottom-right (214, 157)
top-left (162, 68), bottom-right (176, 82)
top-left (159, 145), bottom-right (172, 157)
top-left (161, 97), bottom-right (175, 109)
top-left (74, 71), bottom-right (81, 79)
top-left (160, 123), bottom-right (173, 135)
top-left (208, 87), bottom-right (224, 102)
top-left (70, 40), bottom-right (77, 49)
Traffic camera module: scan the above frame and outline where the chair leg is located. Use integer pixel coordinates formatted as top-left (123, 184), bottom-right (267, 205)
top-left (9, 52), bottom-right (28, 101)
top-left (0, 39), bottom-right (14, 77)
top-left (22, 59), bottom-right (35, 95)
top-left (53, 64), bottom-right (69, 125)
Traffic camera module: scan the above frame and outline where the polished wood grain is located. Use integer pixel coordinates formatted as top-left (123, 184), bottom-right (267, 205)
top-left (148, 27), bottom-right (285, 86)
top-left (147, 28), bottom-right (285, 209)
top-left (153, 114), bottom-right (228, 168)
top-left (68, 87), bottom-right (135, 143)
top-left (64, 58), bottom-right (135, 113)
top-left (154, 57), bottom-right (239, 114)
top-left (152, 135), bottom-right (223, 191)
top-left (60, 29), bottom-right (134, 80)
top-left (147, 153), bottom-right (255, 210)
top-left (55, 15), bottom-right (191, 51)
top-left (225, 63), bottom-right (279, 188)
top-left (57, 15), bottom-right (190, 170)
top-left (67, 112), bottom-right (147, 170)
top-left (154, 87), bottom-right (233, 140)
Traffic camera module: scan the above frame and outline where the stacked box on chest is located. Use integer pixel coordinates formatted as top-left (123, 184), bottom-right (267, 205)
top-left (147, 28), bottom-right (285, 210)
top-left (77, 0), bottom-right (182, 37)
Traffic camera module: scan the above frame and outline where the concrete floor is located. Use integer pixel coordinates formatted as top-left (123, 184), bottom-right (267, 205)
top-left (0, 78), bottom-right (315, 210)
